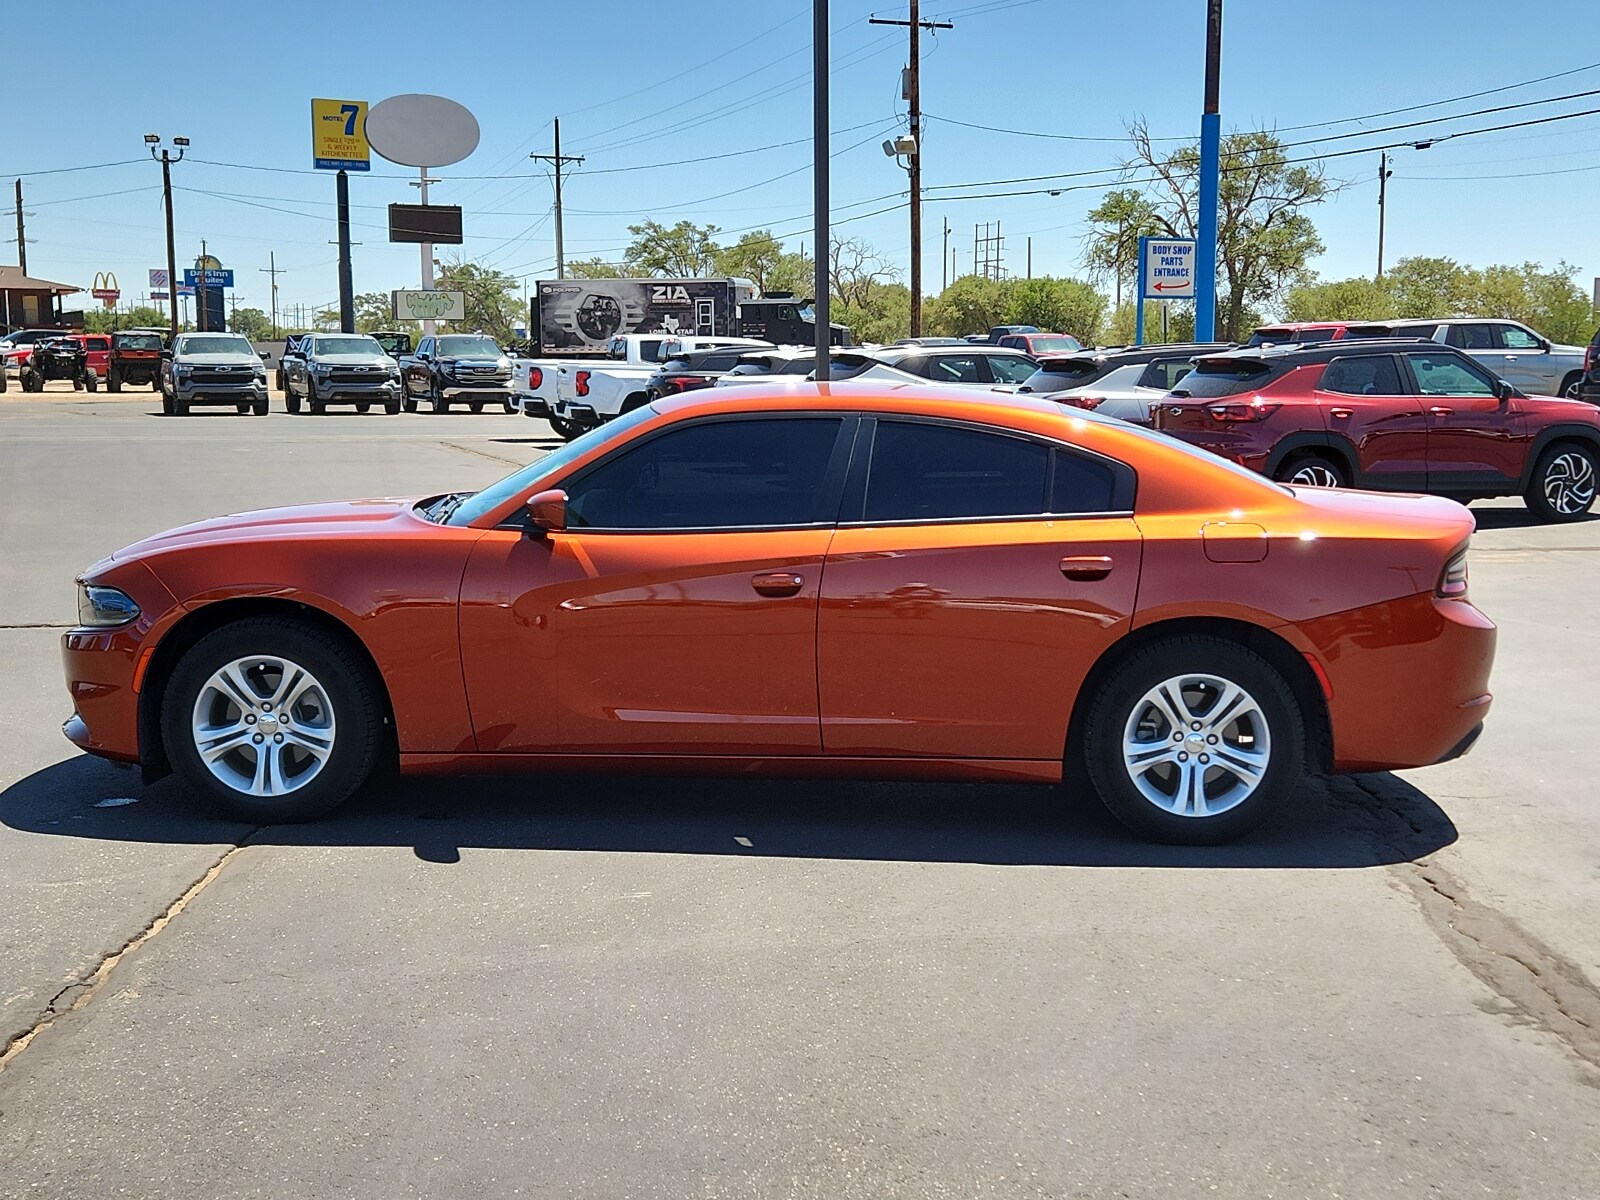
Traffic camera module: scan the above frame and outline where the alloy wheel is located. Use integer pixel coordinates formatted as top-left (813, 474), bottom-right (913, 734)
top-left (191, 655), bottom-right (337, 797)
top-left (1120, 673), bottom-right (1272, 818)
top-left (1543, 451), bottom-right (1597, 515)
top-left (1286, 462), bottom-right (1342, 487)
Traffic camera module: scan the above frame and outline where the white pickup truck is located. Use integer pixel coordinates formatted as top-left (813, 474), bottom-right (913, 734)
top-left (515, 333), bottom-right (770, 440)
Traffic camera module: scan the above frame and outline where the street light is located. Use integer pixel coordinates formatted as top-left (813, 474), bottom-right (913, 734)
top-left (1376, 142), bottom-right (1431, 281)
top-left (147, 135), bottom-right (187, 340)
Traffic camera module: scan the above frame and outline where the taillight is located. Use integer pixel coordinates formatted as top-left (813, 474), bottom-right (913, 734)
top-left (1207, 399), bottom-right (1281, 422)
top-left (1437, 544), bottom-right (1470, 599)
top-left (527, 366), bottom-right (543, 389)
top-left (574, 370), bottom-right (590, 397)
top-left (1060, 395), bottom-right (1105, 411)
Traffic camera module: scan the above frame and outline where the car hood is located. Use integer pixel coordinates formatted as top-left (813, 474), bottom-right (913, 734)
top-left (313, 353), bottom-right (396, 366)
top-left (110, 497), bottom-right (423, 561)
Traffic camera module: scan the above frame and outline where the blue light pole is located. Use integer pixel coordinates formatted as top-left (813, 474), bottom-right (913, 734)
top-left (1194, 0), bottom-right (1222, 342)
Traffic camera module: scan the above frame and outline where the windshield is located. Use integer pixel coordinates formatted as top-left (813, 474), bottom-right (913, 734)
top-left (443, 404), bottom-right (658, 526)
top-left (1026, 336), bottom-right (1082, 354)
top-left (372, 334), bottom-right (411, 354)
top-left (114, 334), bottom-right (163, 350)
top-left (438, 336), bottom-right (501, 357)
top-left (316, 336), bottom-right (384, 355)
top-left (176, 335), bottom-right (253, 355)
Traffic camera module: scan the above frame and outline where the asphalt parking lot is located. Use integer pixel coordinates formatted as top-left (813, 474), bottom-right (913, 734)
top-left (2, 385), bottom-right (1598, 1198)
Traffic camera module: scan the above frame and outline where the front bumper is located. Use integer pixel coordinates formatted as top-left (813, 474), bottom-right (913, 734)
top-left (174, 378), bottom-right (269, 404)
top-left (440, 378), bottom-right (513, 399)
top-left (312, 376), bottom-right (401, 401)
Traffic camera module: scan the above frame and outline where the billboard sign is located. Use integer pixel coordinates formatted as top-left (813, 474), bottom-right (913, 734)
top-left (392, 290), bottom-right (467, 322)
top-left (149, 269), bottom-right (169, 289)
top-left (312, 98), bottom-right (371, 172)
top-left (388, 204), bottom-right (463, 245)
top-left (183, 269), bottom-right (235, 288)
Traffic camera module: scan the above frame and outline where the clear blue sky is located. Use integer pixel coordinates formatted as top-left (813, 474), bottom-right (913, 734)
top-left (13, 0), bottom-right (1599, 322)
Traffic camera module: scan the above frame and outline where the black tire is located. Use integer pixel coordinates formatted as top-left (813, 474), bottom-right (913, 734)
top-left (549, 414), bottom-right (584, 442)
top-left (430, 379), bottom-right (449, 413)
top-left (107, 369), bottom-right (122, 393)
top-left (252, 398), bottom-right (268, 416)
top-left (173, 395), bottom-right (189, 416)
top-left (306, 377), bottom-right (324, 415)
top-left (384, 400), bottom-right (401, 415)
top-left (502, 396), bottom-right (517, 414)
top-left (356, 402), bottom-right (371, 414)
top-left (161, 390), bottom-right (174, 416)
top-left (402, 395), bottom-right (418, 413)
top-left (468, 400), bottom-right (484, 414)
top-left (151, 375), bottom-right (162, 392)
top-left (285, 391), bottom-right (302, 415)
top-left (1524, 441), bottom-right (1598, 523)
top-left (235, 402), bottom-right (250, 414)
top-left (72, 375), bottom-right (84, 391)
top-left (85, 371), bottom-right (99, 393)
top-left (1081, 635), bottom-right (1305, 845)
top-left (1273, 452), bottom-right (1348, 488)
top-left (1560, 372), bottom-right (1583, 400)
top-left (161, 617), bottom-right (384, 823)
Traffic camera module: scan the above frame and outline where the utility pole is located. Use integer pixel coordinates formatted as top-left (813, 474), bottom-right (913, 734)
top-left (14, 180), bottom-right (26, 275)
top-left (871, 3), bottom-right (951, 336)
top-left (941, 216), bottom-right (949, 292)
top-left (1026, 236), bottom-right (1032, 280)
top-left (813, 0), bottom-right (831, 380)
top-left (146, 134), bottom-right (187, 341)
top-left (260, 253), bottom-right (283, 338)
top-left (198, 238), bottom-right (209, 333)
top-left (1195, 0), bottom-right (1223, 341)
top-left (336, 170), bottom-right (355, 332)
top-left (530, 118), bottom-right (584, 280)
top-left (1376, 150), bottom-right (1394, 280)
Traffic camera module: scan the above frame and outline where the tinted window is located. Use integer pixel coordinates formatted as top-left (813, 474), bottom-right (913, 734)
top-left (864, 423), bottom-right (1049, 521)
top-left (566, 418), bottom-right (842, 530)
top-left (1445, 324), bottom-right (1495, 351)
top-left (1320, 355), bottom-right (1402, 396)
top-left (1137, 359), bottom-right (1195, 390)
top-left (114, 334), bottom-right (162, 351)
top-left (1246, 328), bottom-right (1294, 347)
top-left (1497, 325), bottom-right (1541, 350)
top-left (176, 336), bottom-right (253, 355)
top-left (438, 336), bottom-right (501, 357)
top-left (1026, 335), bottom-right (1082, 354)
top-left (987, 355), bottom-right (1038, 384)
top-left (1018, 363), bottom-right (1103, 393)
top-left (1172, 362), bottom-right (1274, 398)
top-left (701, 353), bottom-right (744, 371)
top-left (922, 355), bottom-right (984, 384)
top-left (1406, 352), bottom-right (1497, 397)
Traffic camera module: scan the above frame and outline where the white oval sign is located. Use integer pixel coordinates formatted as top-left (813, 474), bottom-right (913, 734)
top-left (366, 94), bottom-right (480, 168)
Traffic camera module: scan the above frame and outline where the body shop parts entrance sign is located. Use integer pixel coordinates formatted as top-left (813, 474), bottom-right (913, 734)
top-left (1139, 237), bottom-right (1197, 300)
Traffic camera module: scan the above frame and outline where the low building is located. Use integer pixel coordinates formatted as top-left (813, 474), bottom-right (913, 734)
top-left (0, 265), bottom-right (81, 333)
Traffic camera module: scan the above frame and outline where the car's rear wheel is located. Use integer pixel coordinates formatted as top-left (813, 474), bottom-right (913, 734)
top-left (1273, 452), bottom-right (1347, 488)
top-left (85, 371), bottom-right (98, 393)
top-left (1082, 636), bottom-right (1304, 845)
top-left (1560, 372), bottom-right (1583, 399)
top-left (549, 415), bottom-right (584, 441)
top-left (162, 618), bottom-right (384, 823)
top-left (1525, 442), bottom-right (1598, 523)
top-left (107, 369), bottom-right (122, 393)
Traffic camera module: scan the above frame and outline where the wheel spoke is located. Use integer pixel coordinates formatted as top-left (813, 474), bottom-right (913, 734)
top-left (282, 727), bottom-right (333, 761)
top-left (1202, 682), bottom-right (1249, 733)
top-left (268, 664), bottom-right (306, 709)
top-left (250, 743), bottom-right (276, 795)
top-left (212, 663), bottom-right (262, 714)
top-left (1213, 743), bottom-right (1269, 783)
top-left (1178, 761), bottom-right (1206, 816)
top-left (1148, 682), bottom-right (1193, 734)
top-left (196, 721), bottom-right (253, 763)
top-left (1124, 740), bottom-right (1181, 773)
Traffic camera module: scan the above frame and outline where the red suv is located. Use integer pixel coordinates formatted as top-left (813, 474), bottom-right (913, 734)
top-left (1152, 340), bottom-right (1600, 522)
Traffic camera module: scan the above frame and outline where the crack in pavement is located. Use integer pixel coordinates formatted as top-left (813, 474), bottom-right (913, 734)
top-left (0, 831), bottom-right (260, 1074)
top-left (0, 623), bottom-right (73, 630)
top-left (1333, 775), bottom-right (1600, 1076)
top-left (437, 440), bottom-right (528, 468)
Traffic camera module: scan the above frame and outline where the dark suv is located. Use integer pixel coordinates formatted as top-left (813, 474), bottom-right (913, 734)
top-left (1152, 340), bottom-right (1600, 522)
top-left (645, 345), bottom-right (759, 400)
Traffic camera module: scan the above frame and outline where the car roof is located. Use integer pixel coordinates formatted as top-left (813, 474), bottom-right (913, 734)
top-left (1035, 342), bottom-right (1231, 368)
top-left (1252, 321), bottom-right (1347, 331)
top-left (876, 344), bottom-right (1035, 360)
top-left (1193, 337), bottom-right (1450, 367)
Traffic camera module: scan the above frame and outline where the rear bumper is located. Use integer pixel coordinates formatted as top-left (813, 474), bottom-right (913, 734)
top-left (552, 401), bottom-right (599, 423)
top-left (1300, 592), bottom-right (1496, 772)
top-left (518, 396), bottom-right (551, 418)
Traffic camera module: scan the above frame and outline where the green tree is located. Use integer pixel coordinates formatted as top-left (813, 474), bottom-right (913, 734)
top-left (1284, 277), bottom-right (1398, 323)
top-left (433, 257), bottom-right (521, 342)
top-left (1004, 277), bottom-right (1108, 344)
top-left (228, 306), bottom-right (273, 340)
top-left (711, 230), bottom-right (814, 296)
top-left (924, 275), bottom-right (1011, 337)
top-left (625, 219), bottom-right (721, 276)
top-left (353, 292), bottom-right (393, 332)
top-left (834, 281), bottom-right (911, 345)
top-left (1084, 121), bottom-right (1333, 340)
top-left (1383, 256), bottom-right (1469, 318)
top-left (566, 257), bottom-right (625, 279)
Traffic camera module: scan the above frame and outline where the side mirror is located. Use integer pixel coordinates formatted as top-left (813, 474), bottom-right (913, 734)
top-left (525, 488), bottom-right (568, 534)
top-left (160, 349), bottom-right (173, 359)
top-left (1496, 379), bottom-right (1515, 402)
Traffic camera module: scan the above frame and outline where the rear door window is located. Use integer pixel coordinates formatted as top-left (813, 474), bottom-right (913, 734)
top-left (986, 355), bottom-right (1038, 384)
top-left (1319, 355), bottom-right (1403, 396)
top-left (1137, 359), bottom-right (1195, 390)
top-left (1444, 324), bottom-right (1495, 351)
top-left (923, 355), bottom-right (985, 384)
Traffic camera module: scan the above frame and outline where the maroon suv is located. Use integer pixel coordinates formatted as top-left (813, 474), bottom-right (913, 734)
top-left (1152, 340), bottom-right (1600, 523)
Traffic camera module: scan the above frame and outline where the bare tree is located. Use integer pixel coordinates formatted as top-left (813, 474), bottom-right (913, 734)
top-left (828, 237), bottom-right (900, 307)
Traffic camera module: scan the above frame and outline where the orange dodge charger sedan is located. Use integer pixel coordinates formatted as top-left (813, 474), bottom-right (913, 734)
top-left (61, 384), bottom-right (1496, 844)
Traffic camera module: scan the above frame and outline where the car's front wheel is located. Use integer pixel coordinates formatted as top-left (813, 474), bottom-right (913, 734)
top-left (549, 414), bottom-right (584, 441)
top-left (1525, 441), bottom-right (1598, 523)
top-left (1082, 636), bottom-right (1305, 845)
top-left (162, 618), bottom-right (384, 823)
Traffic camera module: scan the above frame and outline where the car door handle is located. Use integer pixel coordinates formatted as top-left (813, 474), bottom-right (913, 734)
top-left (1428, 406), bottom-right (1454, 416)
top-left (750, 571), bottom-right (804, 597)
top-left (1060, 555), bottom-right (1114, 581)
top-left (1329, 407), bottom-right (1354, 419)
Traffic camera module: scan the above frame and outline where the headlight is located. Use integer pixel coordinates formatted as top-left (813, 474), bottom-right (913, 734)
top-left (173, 363), bottom-right (192, 375)
top-left (313, 363), bottom-right (333, 374)
top-left (497, 357), bottom-right (511, 371)
top-left (77, 585), bottom-right (140, 628)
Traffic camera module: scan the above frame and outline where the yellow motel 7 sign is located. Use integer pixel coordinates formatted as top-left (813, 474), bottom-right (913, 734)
top-left (312, 99), bottom-right (370, 172)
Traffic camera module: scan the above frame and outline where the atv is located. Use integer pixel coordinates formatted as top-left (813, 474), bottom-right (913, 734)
top-left (106, 330), bottom-right (166, 392)
top-left (20, 336), bottom-right (96, 392)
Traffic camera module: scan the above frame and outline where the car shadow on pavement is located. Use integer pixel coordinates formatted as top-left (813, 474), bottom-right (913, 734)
top-left (0, 756), bottom-right (1455, 870)
top-left (1468, 505), bottom-right (1593, 531)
